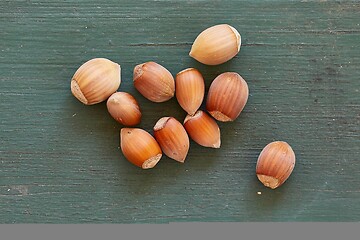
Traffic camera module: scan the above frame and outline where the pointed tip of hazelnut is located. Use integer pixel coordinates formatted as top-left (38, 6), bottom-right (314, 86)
top-left (142, 153), bottom-right (162, 169)
top-left (213, 138), bottom-right (221, 148)
top-left (187, 110), bottom-right (196, 116)
top-left (257, 174), bottom-right (280, 189)
top-left (71, 79), bottom-right (88, 105)
top-left (170, 154), bottom-right (187, 163)
top-left (173, 146), bottom-right (190, 162)
top-left (189, 50), bottom-right (194, 58)
top-left (177, 157), bottom-right (186, 163)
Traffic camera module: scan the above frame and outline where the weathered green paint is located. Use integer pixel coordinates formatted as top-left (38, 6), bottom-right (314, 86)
top-left (0, 0), bottom-right (359, 223)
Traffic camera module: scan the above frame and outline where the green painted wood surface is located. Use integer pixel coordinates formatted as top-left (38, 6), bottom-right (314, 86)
top-left (0, 0), bottom-right (359, 223)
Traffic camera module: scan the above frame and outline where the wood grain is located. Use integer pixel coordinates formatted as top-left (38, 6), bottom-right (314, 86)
top-left (0, 0), bottom-right (359, 223)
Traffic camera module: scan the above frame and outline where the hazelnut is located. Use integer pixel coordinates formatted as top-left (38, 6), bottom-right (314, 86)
top-left (154, 117), bottom-right (190, 163)
top-left (175, 68), bottom-right (205, 116)
top-left (189, 24), bottom-right (241, 65)
top-left (71, 58), bottom-right (121, 105)
top-left (107, 92), bottom-right (141, 126)
top-left (256, 141), bottom-right (296, 189)
top-left (183, 110), bottom-right (221, 148)
top-left (133, 61), bottom-right (175, 102)
top-left (206, 72), bottom-right (249, 122)
top-left (120, 128), bottom-right (162, 169)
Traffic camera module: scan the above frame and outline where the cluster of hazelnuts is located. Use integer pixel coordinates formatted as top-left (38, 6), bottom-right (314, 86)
top-left (71, 24), bottom-right (295, 189)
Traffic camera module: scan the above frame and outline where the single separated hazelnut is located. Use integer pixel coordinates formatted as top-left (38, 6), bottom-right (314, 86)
top-left (189, 24), bottom-right (241, 65)
top-left (256, 141), bottom-right (296, 189)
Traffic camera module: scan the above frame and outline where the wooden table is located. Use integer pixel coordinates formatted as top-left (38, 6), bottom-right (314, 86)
top-left (1, 0), bottom-right (359, 223)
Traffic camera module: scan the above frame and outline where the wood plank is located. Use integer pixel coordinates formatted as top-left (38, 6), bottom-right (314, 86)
top-left (0, 0), bottom-right (359, 223)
